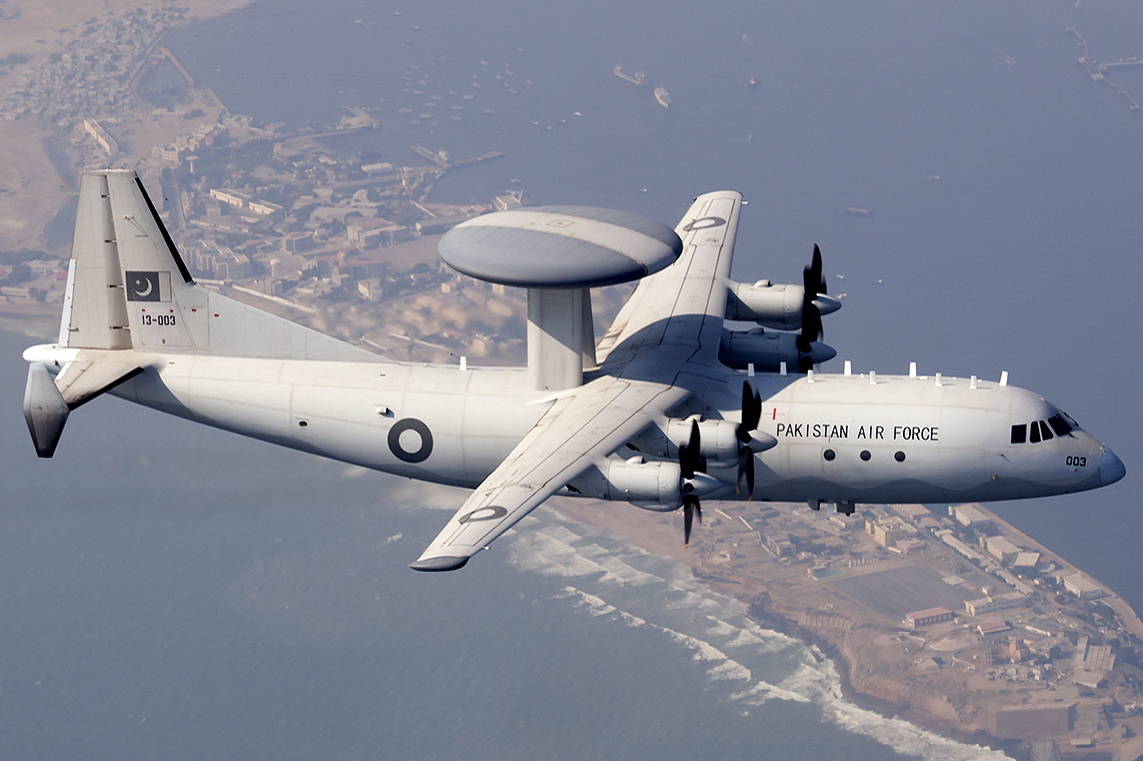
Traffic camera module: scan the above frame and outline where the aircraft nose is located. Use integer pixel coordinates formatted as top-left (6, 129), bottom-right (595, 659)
top-left (1100, 446), bottom-right (1126, 486)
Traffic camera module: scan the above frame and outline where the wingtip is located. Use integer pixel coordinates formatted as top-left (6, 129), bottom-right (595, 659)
top-left (409, 555), bottom-right (470, 572)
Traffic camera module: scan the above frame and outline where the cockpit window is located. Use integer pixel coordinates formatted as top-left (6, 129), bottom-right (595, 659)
top-left (1047, 414), bottom-right (1072, 436)
top-left (1013, 416), bottom-right (1074, 445)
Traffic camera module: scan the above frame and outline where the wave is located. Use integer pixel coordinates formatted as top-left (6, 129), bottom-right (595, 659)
top-left (506, 507), bottom-right (1011, 761)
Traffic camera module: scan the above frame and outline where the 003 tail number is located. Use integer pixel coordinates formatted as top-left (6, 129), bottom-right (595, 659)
top-left (141, 314), bottom-right (176, 327)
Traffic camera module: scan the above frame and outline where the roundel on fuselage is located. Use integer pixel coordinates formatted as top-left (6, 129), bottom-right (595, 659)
top-left (387, 418), bottom-right (433, 463)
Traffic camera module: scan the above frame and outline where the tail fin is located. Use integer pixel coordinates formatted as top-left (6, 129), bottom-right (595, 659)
top-left (61, 169), bottom-right (373, 360)
top-left (24, 170), bottom-right (377, 458)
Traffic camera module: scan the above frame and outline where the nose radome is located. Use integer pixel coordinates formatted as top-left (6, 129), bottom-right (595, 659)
top-left (1101, 446), bottom-right (1126, 486)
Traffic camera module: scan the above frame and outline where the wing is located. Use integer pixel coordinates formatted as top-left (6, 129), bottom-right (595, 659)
top-left (410, 376), bottom-right (689, 571)
top-left (412, 191), bottom-right (742, 571)
top-left (596, 190), bottom-right (742, 367)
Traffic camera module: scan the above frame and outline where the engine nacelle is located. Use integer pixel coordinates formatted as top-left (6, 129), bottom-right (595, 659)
top-left (627, 418), bottom-right (740, 463)
top-left (718, 328), bottom-right (836, 372)
top-left (567, 458), bottom-right (684, 509)
top-left (725, 280), bottom-right (842, 331)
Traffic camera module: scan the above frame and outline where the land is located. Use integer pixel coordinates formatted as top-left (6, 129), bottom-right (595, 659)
top-left (2, 2), bottom-right (1142, 760)
top-left (0, 0), bottom-right (548, 364)
top-left (558, 497), bottom-right (1143, 760)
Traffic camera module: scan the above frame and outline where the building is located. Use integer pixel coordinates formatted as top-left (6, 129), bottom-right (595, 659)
top-left (889, 503), bottom-right (930, 524)
top-left (988, 704), bottom-right (1072, 739)
top-left (416, 213), bottom-right (474, 236)
top-left (866, 518), bottom-right (907, 548)
top-left (894, 538), bottom-right (926, 554)
top-left (1013, 551), bottom-right (1041, 569)
top-left (152, 144), bottom-right (182, 164)
top-left (764, 532), bottom-right (793, 558)
top-left (936, 529), bottom-right (989, 564)
top-left (1063, 574), bottom-right (1104, 600)
top-left (283, 231), bottom-right (316, 254)
top-left (950, 503), bottom-right (993, 528)
top-left (83, 119), bottom-right (118, 156)
top-left (357, 278), bottom-right (382, 302)
top-left (964, 591), bottom-right (1026, 616)
top-left (905, 607), bottom-right (953, 629)
top-left (977, 620), bottom-right (1012, 640)
top-left (210, 188), bottom-right (250, 210)
top-left (247, 199), bottom-right (283, 216)
top-left (984, 535), bottom-right (1023, 564)
top-left (493, 191), bottom-right (523, 211)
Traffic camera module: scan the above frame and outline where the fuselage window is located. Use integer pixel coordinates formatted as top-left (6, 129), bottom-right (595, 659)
top-left (1039, 420), bottom-right (1054, 441)
top-left (1029, 421), bottom-right (1041, 443)
top-left (1047, 414), bottom-right (1072, 436)
top-left (1011, 424), bottom-right (1027, 444)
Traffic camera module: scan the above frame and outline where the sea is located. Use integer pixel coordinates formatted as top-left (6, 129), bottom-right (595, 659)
top-left (4, 0), bottom-right (1142, 758)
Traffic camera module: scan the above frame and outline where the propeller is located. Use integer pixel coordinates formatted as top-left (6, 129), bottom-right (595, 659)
top-left (736, 381), bottom-right (762, 497)
top-left (809, 243), bottom-right (826, 296)
top-left (797, 245), bottom-right (827, 373)
top-left (678, 420), bottom-right (705, 547)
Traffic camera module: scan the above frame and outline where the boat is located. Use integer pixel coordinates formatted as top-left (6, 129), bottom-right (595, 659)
top-left (613, 66), bottom-right (649, 86)
top-left (654, 85), bottom-right (671, 109)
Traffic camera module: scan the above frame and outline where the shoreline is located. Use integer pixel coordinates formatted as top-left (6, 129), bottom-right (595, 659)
top-left (744, 589), bottom-right (1011, 755)
top-left (553, 496), bottom-right (1143, 759)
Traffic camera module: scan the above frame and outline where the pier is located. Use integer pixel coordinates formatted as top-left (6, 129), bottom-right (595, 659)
top-left (1068, 27), bottom-right (1141, 111)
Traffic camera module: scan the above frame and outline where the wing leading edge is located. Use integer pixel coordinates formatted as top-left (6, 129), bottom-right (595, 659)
top-left (411, 377), bottom-right (689, 570)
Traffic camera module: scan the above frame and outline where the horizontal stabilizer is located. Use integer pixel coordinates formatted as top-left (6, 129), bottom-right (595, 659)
top-left (23, 364), bottom-right (70, 458)
top-left (54, 359), bottom-right (143, 408)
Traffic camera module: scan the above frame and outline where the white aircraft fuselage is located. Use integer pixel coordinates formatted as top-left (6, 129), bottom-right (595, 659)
top-left (22, 173), bottom-right (1124, 569)
top-left (25, 344), bottom-right (1114, 506)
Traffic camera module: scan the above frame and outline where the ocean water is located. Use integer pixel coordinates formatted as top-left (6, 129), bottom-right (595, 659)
top-left (3, 326), bottom-right (1005, 759)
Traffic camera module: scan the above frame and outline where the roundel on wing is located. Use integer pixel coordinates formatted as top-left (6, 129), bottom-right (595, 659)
top-left (682, 216), bottom-right (726, 231)
top-left (458, 506), bottom-right (509, 524)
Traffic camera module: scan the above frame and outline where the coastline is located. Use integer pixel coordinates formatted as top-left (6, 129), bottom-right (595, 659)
top-left (0, 0), bottom-right (256, 253)
top-left (553, 496), bottom-right (1143, 759)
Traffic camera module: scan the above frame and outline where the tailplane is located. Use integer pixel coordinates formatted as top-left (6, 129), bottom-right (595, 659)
top-left (24, 169), bottom-right (376, 456)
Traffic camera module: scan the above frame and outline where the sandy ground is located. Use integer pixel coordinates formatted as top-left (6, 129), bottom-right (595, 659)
top-left (0, 0), bottom-right (252, 252)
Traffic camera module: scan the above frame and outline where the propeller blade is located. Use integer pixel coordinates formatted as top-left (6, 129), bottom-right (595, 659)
top-left (737, 382), bottom-right (762, 444)
top-left (807, 244), bottom-right (825, 296)
top-left (735, 446), bottom-right (756, 497)
top-left (736, 381), bottom-right (761, 496)
top-left (683, 494), bottom-right (702, 547)
top-left (679, 419), bottom-right (701, 480)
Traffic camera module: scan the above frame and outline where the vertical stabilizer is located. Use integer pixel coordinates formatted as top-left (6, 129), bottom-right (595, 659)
top-left (102, 170), bottom-right (202, 350)
top-left (59, 169), bottom-right (375, 361)
top-left (65, 172), bottom-right (132, 349)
